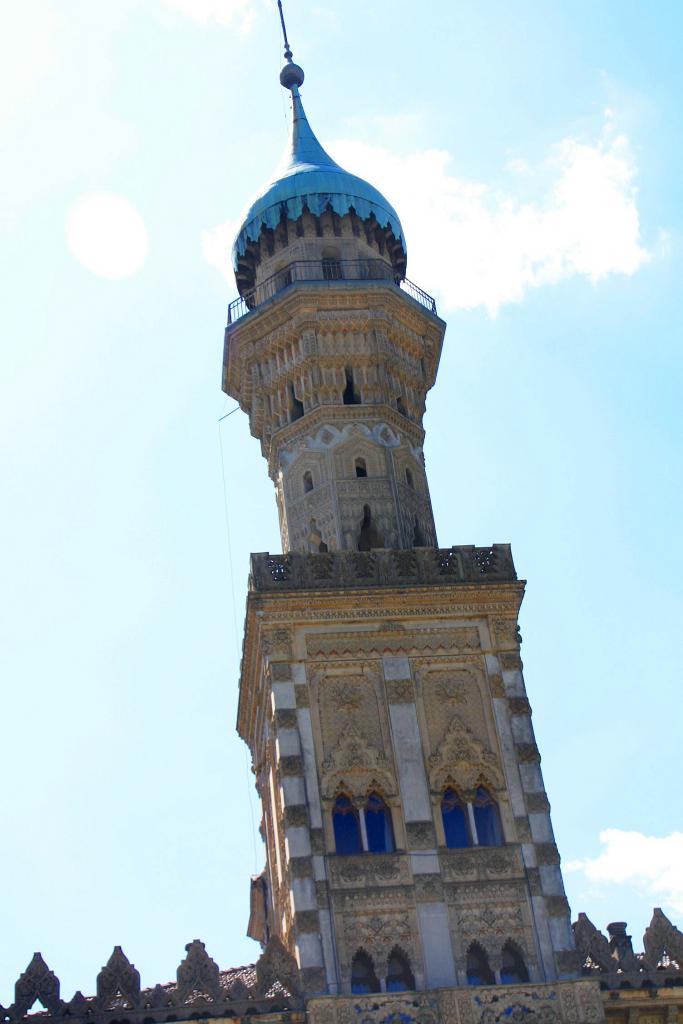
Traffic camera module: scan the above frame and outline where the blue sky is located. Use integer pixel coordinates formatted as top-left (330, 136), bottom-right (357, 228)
top-left (2, 0), bottom-right (682, 1002)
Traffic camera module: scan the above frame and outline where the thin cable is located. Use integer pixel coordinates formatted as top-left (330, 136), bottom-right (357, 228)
top-left (218, 415), bottom-right (260, 876)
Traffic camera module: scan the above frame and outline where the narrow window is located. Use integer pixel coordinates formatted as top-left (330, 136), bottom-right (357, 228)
top-left (405, 468), bottom-right (414, 489)
top-left (332, 794), bottom-right (362, 855)
top-left (441, 788), bottom-right (471, 849)
top-left (466, 943), bottom-right (495, 987)
top-left (357, 504), bottom-right (383, 551)
top-left (386, 949), bottom-right (415, 992)
top-left (343, 367), bottom-right (360, 405)
top-left (500, 943), bottom-right (529, 985)
top-left (289, 383), bottom-right (304, 422)
top-left (355, 457), bottom-right (367, 478)
top-left (396, 395), bottom-right (407, 416)
top-left (413, 517), bottom-right (426, 547)
top-left (364, 792), bottom-right (395, 853)
top-left (473, 787), bottom-right (503, 847)
top-left (303, 471), bottom-right (313, 493)
top-left (351, 951), bottom-right (380, 994)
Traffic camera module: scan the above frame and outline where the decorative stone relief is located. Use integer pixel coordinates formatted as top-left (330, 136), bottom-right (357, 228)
top-left (328, 853), bottom-right (410, 889)
top-left (385, 677), bottom-right (414, 703)
top-left (96, 947), bottom-right (141, 1010)
top-left (320, 722), bottom-right (395, 798)
top-left (428, 714), bottom-right (504, 795)
top-left (254, 936), bottom-right (301, 998)
top-left (306, 627), bottom-right (480, 659)
top-left (176, 941), bottom-right (221, 1004)
top-left (406, 820), bottom-right (437, 849)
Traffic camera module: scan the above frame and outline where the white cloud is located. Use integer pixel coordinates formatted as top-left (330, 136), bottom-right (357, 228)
top-left (0, 0), bottom-right (59, 123)
top-left (201, 217), bottom-right (240, 281)
top-left (329, 117), bottom-right (650, 314)
top-left (566, 829), bottom-right (683, 915)
top-left (204, 115), bottom-right (651, 315)
top-left (66, 193), bottom-right (149, 280)
top-left (159, 0), bottom-right (258, 31)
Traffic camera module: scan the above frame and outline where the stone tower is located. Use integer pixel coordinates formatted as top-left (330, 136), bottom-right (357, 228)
top-left (225, 41), bottom-right (604, 1024)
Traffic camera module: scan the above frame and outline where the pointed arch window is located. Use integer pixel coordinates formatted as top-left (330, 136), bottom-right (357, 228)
top-left (355, 457), bottom-right (368, 478)
top-left (386, 948), bottom-right (415, 992)
top-left (332, 794), bottom-right (362, 855)
top-left (441, 788), bottom-right (472, 849)
top-left (364, 792), bottom-right (395, 853)
top-left (405, 467), bottom-right (415, 489)
top-left (500, 942), bottom-right (529, 984)
top-left (351, 951), bottom-right (380, 994)
top-left (303, 470), bottom-right (314, 493)
top-left (473, 787), bottom-right (503, 847)
top-left (466, 943), bottom-right (495, 987)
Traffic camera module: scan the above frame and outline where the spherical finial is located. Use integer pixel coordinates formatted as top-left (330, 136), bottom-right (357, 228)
top-left (280, 62), bottom-right (305, 90)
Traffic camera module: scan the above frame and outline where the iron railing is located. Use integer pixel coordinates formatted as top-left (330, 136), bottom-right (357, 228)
top-left (227, 258), bottom-right (437, 325)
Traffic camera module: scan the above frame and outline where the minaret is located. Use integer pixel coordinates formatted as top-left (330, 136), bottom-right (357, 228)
top-left (224, 23), bottom-right (604, 1024)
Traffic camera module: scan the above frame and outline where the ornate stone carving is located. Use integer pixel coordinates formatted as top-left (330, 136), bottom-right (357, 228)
top-left (643, 908), bottom-right (683, 970)
top-left (428, 714), bottom-right (503, 794)
top-left (96, 947), bottom-right (141, 1010)
top-left (262, 628), bottom-right (293, 657)
top-left (320, 722), bottom-right (395, 798)
top-left (270, 660), bottom-right (293, 681)
top-left (13, 954), bottom-right (61, 1018)
top-left (491, 617), bottom-right (521, 649)
top-left (500, 652), bottom-right (523, 671)
top-left (488, 673), bottom-right (505, 698)
top-left (295, 684), bottom-right (311, 707)
top-left (508, 696), bottom-right (532, 716)
top-left (385, 677), bottom-right (414, 703)
top-left (328, 852), bottom-right (409, 888)
top-left (255, 936), bottom-right (301, 997)
top-left (414, 873), bottom-right (443, 901)
top-left (406, 820), bottom-right (437, 849)
top-left (440, 846), bottom-right (525, 882)
top-left (572, 914), bottom-right (615, 973)
top-left (306, 627), bottom-right (481, 659)
top-left (526, 791), bottom-right (550, 813)
top-left (176, 940), bottom-right (221, 1004)
top-left (343, 911), bottom-right (413, 962)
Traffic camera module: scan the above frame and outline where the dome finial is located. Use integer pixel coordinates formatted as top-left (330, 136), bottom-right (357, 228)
top-left (277, 0), bottom-right (304, 90)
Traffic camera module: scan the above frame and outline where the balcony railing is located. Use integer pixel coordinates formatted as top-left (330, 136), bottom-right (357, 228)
top-left (227, 258), bottom-right (437, 325)
top-left (249, 545), bottom-right (516, 593)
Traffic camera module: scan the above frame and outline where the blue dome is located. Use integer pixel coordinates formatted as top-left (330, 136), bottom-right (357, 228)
top-left (232, 86), bottom-right (406, 273)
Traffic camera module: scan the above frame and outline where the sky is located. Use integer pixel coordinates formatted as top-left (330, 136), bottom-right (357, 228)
top-left (2, 0), bottom-right (682, 1003)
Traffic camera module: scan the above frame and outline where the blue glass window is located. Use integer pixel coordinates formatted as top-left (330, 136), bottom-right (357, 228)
top-left (441, 788), bottom-right (471, 848)
top-left (333, 794), bottom-right (362, 855)
top-left (351, 951), bottom-right (380, 994)
top-left (386, 949), bottom-right (414, 992)
top-left (365, 792), bottom-right (395, 853)
top-left (473, 787), bottom-right (503, 847)
top-left (466, 943), bottom-right (495, 986)
top-left (500, 943), bottom-right (529, 984)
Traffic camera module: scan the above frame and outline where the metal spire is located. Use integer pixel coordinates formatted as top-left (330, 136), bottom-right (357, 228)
top-left (277, 0), bottom-right (293, 62)
top-left (277, 1), bottom-right (304, 90)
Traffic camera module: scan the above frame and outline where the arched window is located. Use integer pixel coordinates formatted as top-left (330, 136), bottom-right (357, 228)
top-left (343, 367), bottom-right (360, 405)
top-left (332, 794), bottom-right (362, 855)
top-left (355, 457), bottom-right (368, 478)
top-left (473, 787), bottom-right (503, 846)
top-left (413, 517), bottom-right (426, 547)
top-left (441, 788), bottom-right (471, 848)
top-left (500, 942), bottom-right (529, 984)
top-left (466, 943), bottom-right (495, 987)
top-left (405, 467), bottom-right (414, 489)
top-left (289, 383), bottom-right (304, 422)
top-left (303, 471), bottom-right (313, 493)
top-left (386, 948), bottom-right (415, 992)
top-left (357, 504), bottom-right (383, 551)
top-left (396, 396), bottom-right (407, 416)
top-left (364, 792), bottom-right (395, 853)
top-left (351, 951), bottom-right (380, 994)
